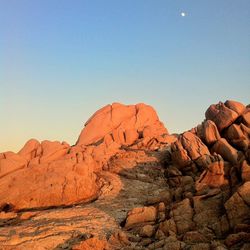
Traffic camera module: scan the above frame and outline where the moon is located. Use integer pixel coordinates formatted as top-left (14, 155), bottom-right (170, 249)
top-left (181, 12), bottom-right (186, 17)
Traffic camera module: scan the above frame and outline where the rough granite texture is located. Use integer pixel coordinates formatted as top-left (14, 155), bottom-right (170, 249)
top-left (0, 100), bottom-right (249, 250)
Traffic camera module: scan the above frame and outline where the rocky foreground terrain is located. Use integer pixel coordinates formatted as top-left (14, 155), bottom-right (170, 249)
top-left (0, 100), bottom-right (249, 250)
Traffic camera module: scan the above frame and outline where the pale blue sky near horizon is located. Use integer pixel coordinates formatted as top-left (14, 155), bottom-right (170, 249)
top-left (1, 0), bottom-right (250, 152)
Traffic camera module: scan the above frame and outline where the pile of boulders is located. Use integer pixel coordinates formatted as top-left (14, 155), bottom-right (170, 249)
top-left (0, 103), bottom-right (169, 211)
top-left (121, 100), bottom-right (250, 250)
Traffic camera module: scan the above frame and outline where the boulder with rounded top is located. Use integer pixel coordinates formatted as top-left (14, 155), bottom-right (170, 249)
top-left (76, 103), bottom-right (168, 146)
top-left (205, 100), bottom-right (245, 131)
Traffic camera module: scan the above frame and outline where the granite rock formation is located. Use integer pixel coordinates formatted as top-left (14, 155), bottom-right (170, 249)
top-left (0, 100), bottom-right (249, 250)
top-left (76, 103), bottom-right (168, 146)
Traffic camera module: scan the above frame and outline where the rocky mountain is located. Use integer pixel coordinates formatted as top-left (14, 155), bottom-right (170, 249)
top-left (0, 100), bottom-right (249, 250)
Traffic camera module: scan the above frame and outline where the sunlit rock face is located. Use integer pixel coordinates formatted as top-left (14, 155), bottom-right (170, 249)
top-left (76, 102), bottom-right (168, 146)
top-left (0, 140), bottom-right (99, 211)
top-left (0, 102), bottom-right (170, 212)
top-left (0, 100), bottom-right (250, 250)
top-left (205, 100), bottom-right (245, 131)
top-left (0, 158), bottom-right (98, 210)
top-left (74, 102), bottom-right (171, 169)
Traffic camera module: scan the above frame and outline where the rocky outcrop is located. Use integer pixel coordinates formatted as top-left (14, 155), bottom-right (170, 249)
top-left (205, 100), bottom-right (245, 131)
top-left (0, 99), bottom-right (250, 250)
top-left (196, 157), bottom-right (227, 190)
top-left (0, 103), bottom-right (169, 211)
top-left (197, 120), bottom-right (221, 145)
top-left (0, 158), bottom-right (98, 211)
top-left (76, 102), bottom-right (168, 146)
top-left (0, 140), bottom-right (99, 211)
top-left (118, 100), bottom-right (250, 250)
top-left (75, 103), bottom-right (171, 168)
top-left (171, 131), bottom-right (210, 169)
top-left (224, 123), bottom-right (250, 152)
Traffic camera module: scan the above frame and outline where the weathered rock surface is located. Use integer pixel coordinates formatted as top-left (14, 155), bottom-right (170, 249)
top-left (0, 99), bottom-right (250, 249)
top-left (76, 102), bottom-right (168, 146)
top-left (0, 158), bottom-right (98, 211)
top-left (197, 120), bottom-right (221, 145)
top-left (0, 103), bottom-right (169, 212)
top-left (0, 151), bottom-right (170, 249)
top-left (124, 206), bottom-right (157, 229)
top-left (196, 158), bottom-right (227, 190)
top-left (171, 131), bottom-right (210, 169)
top-left (225, 182), bottom-right (250, 228)
top-left (205, 100), bottom-right (245, 131)
top-left (241, 160), bottom-right (250, 182)
top-left (224, 123), bottom-right (250, 151)
top-left (170, 198), bottom-right (194, 234)
top-left (211, 138), bottom-right (238, 164)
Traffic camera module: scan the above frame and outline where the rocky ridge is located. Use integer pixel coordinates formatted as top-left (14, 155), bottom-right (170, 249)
top-left (0, 100), bottom-right (249, 250)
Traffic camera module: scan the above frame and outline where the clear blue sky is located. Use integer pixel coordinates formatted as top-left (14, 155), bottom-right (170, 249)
top-left (1, 0), bottom-right (250, 152)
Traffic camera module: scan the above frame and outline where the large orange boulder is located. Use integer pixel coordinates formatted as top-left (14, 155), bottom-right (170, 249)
top-left (171, 140), bottom-right (192, 168)
top-left (181, 132), bottom-right (210, 160)
top-left (205, 100), bottom-right (245, 131)
top-left (197, 120), bottom-right (221, 145)
top-left (0, 158), bottom-right (98, 211)
top-left (211, 138), bottom-right (238, 164)
top-left (224, 123), bottom-right (250, 151)
top-left (0, 138), bottom-right (100, 211)
top-left (76, 103), bottom-right (168, 146)
top-left (171, 132), bottom-right (210, 168)
top-left (74, 103), bottom-right (169, 169)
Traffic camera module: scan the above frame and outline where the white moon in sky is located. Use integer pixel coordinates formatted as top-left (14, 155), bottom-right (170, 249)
top-left (181, 12), bottom-right (186, 17)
